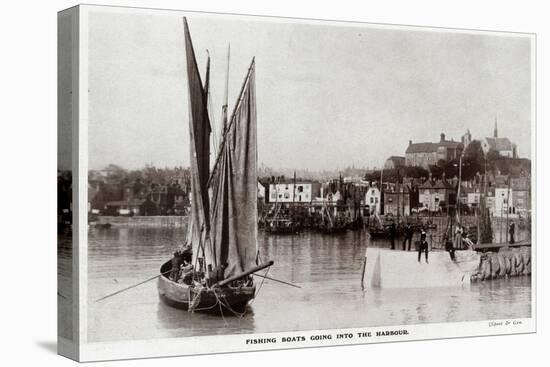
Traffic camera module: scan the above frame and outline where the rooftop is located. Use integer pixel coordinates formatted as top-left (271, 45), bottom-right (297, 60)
top-left (484, 137), bottom-right (514, 152)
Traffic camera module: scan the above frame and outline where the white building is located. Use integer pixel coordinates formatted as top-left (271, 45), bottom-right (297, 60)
top-left (365, 187), bottom-right (381, 215)
top-left (257, 182), bottom-right (266, 202)
top-left (467, 192), bottom-right (481, 206)
top-left (268, 182), bottom-right (319, 203)
top-left (494, 187), bottom-right (517, 217)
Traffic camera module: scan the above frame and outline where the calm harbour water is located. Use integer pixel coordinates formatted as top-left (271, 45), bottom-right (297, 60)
top-left (84, 226), bottom-right (531, 342)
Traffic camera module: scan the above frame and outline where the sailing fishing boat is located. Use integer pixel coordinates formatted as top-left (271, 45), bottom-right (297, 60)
top-left (157, 18), bottom-right (273, 314)
top-left (368, 212), bottom-right (389, 238)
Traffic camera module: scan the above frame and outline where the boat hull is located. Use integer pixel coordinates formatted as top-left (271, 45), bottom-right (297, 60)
top-left (362, 248), bottom-right (480, 289)
top-left (157, 261), bottom-right (256, 314)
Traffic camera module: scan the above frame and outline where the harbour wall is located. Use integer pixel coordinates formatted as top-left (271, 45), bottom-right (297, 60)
top-left (363, 246), bottom-right (531, 289)
top-left (95, 215), bottom-right (188, 227)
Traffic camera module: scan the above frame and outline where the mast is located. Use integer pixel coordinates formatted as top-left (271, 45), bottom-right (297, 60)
top-left (457, 153), bottom-right (463, 223)
top-left (204, 51), bottom-right (211, 98)
top-left (476, 179), bottom-right (480, 245)
top-left (292, 170), bottom-right (297, 228)
top-left (222, 44), bottom-right (230, 132)
top-left (208, 58), bottom-right (256, 187)
top-left (396, 170), bottom-right (400, 224)
top-left (506, 174), bottom-right (511, 244)
top-left (218, 44), bottom-right (230, 150)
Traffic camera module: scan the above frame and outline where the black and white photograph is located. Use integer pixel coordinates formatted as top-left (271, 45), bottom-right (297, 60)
top-left (56, 4), bottom-right (536, 362)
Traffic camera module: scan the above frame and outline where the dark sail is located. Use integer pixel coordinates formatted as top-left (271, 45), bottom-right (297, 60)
top-left (183, 18), bottom-right (212, 262)
top-left (210, 59), bottom-right (258, 278)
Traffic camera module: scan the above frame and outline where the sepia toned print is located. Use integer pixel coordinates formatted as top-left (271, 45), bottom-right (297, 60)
top-left (58, 4), bottom-right (535, 361)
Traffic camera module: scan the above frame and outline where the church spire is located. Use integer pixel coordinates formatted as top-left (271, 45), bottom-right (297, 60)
top-left (494, 115), bottom-right (498, 138)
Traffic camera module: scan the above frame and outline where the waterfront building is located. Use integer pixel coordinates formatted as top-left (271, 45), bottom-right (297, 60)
top-left (365, 186), bottom-right (381, 215)
top-left (494, 187), bottom-right (514, 218)
top-left (491, 176), bottom-right (530, 218)
top-left (405, 133), bottom-right (464, 168)
top-left (457, 182), bottom-right (481, 214)
top-left (418, 179), bottom-right (456, 212)
top-left (383, 185), bottom-right (411, 217)
top-left (467, 191), bottom-right (481, 207)
top-left (268, 181), bottom-right (321, 203)
top-left (511, 176), bottom-right (531, 215)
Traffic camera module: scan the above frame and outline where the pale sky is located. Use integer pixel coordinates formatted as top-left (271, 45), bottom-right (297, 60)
top-left (87, 7), bottom-right (533, 171)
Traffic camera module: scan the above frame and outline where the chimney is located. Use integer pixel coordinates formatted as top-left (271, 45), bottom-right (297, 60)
top-left (440, 133), bottom-right (445, 142)
top-left (409, 140), bottom-right (412, 145)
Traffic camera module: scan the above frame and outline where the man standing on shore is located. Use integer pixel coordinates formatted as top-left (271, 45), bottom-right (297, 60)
top-left (418, 227), bottom-right (429, 263)
top-left (389, 221), bottom-right (397, 250)
top-left (454, 223), bottom-right (464, 249)
top-left (403, 222), bottom-right (413, 251)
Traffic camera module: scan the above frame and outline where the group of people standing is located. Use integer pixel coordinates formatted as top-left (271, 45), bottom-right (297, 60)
top-left (387, 220), bottom-right (518, 263)
top-left (388, 222), bottom-right (429, 263)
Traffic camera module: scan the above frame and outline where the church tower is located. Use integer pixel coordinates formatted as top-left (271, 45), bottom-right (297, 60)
top-left (494, 116), bottom-right (498, 138)
top-left (462, 128), bottom-right (472, 146)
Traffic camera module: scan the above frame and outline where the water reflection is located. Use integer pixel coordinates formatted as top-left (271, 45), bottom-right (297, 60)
top-left (83, 227), bottom-right (531, 342)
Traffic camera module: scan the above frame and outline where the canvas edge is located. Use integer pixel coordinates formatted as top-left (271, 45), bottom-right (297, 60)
top-left (67, 4), bottom-right (537, 361)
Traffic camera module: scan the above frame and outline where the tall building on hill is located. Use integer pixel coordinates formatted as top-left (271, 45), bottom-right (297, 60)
top-left (461, 129), bottom-right (472, 147)
top-left (481, 118), bottom-right (517, 158)
top-left (405, 133), bottom-right (464, 169)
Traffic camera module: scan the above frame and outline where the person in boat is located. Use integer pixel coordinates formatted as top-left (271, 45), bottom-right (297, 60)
top-left (402, 222), bottom-right (414, 251)
top-left (169, 245), bottom-right (192, 281)
top-left (509, 222), bottom-right (515, 244)
top-left (389, 221), bottom-right (397, 250)
top-left (177, 260), bottom-right (194, 285)
top-left (418, 227), bottom-right (429, 263)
